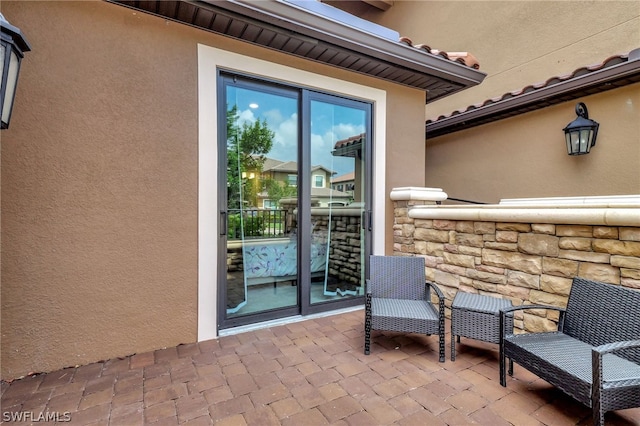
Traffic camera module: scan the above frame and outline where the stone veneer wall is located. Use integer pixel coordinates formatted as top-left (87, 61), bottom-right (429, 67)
top-left (227, 210), bottom-right (362, 286)
top-left (391, 189), bottom-right (640, 333)
top-left (312, 212), bottom-right (362, 286)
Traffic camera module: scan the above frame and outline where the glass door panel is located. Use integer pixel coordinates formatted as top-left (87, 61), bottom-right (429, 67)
top-left (308, 98), bottom-right (367, 305)
top-left (224, 83), bottom-right (299, 318)
top-left (219, 75), bottom-right (371, 329)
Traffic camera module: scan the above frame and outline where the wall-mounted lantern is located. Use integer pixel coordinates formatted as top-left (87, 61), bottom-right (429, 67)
top-left (563, 102), bottom-right (599, 155)
top-left (1, 13), bottom-right (31, 130)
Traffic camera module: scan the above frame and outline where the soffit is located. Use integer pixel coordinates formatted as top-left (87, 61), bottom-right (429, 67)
top-left (107, 0), bottom-right (485, 102)
top-left (426, 49), bottom-right (640, 138)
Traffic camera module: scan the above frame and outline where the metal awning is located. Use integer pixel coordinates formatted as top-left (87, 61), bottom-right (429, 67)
top-left (107, 0), bottom-right (486, 102)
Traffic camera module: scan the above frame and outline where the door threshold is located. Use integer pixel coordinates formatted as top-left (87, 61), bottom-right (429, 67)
top-left (218, 305), bottom-right (364, 337)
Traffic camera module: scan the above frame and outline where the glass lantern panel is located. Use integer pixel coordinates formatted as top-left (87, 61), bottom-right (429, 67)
top-left (1, 49), bottom-right (20, 124)
top-left (570, 131), bottom-right (580, 154)
top-left (579, 129), bottom-right (590, 153)
top-left (0, 44), bottom-right (5, 88)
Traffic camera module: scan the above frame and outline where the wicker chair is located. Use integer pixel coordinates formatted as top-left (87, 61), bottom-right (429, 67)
top-left (500, 277), bottom-right (640, 426)
top-left (364, 255), bottom-right (445, 362)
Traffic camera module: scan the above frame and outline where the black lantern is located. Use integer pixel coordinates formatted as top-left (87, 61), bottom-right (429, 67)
top-left (1, 13), bottom-right (31, 130)
top-left (563, 102), bottom-right (599, 155)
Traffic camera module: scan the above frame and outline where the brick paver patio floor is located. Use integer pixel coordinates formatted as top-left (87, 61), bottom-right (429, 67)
top-left (1, 309), bottom-right (639, 425)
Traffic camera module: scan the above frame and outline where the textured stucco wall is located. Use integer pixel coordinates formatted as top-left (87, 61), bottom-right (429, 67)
top-left (330, 1), bottom-right (640, 119)
top-left (0, 1), bottom-right (200, 379)
top-left (327, 1), bottom-right (640, 202)
top-left (425, 86), bottom-right (640, 203)
top-left (0, 1), bottom-right (425, 378)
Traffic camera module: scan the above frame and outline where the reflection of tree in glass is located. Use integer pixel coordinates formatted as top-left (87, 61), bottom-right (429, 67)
top-left (263, 179), bottom-right (296, 208)
top-left (227, 105), bottom-right (274, 209)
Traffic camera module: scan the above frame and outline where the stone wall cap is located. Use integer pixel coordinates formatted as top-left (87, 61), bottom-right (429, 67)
top-left (409, 205), bottom-right (640, 227)
top-left (499, 195), bottom-right (640, 207)
top-left (390, 187), bottom-right (448, 201)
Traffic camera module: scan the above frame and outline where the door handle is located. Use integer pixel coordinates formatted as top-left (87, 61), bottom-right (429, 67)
top-left (220, 211), bottom-right (227, 236)
top-left (361, 210), bottom-right (372, 231)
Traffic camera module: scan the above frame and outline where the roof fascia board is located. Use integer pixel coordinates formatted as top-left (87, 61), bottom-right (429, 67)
top-left (427, 52), bottom-right (640, 135)
top-left (202, 0), bottom-right (486, 87)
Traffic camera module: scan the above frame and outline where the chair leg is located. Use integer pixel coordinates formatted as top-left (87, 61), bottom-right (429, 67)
top-left (450, 333), bottom-right (456, 361)
top-left (364, 316), bottom-right (371, 355)
top-left (499, 345), bottom-right (506, 386)
top-left (438, 332), bottom-right (445, 362)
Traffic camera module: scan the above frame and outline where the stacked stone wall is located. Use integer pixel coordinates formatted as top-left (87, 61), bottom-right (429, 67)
top-left (312, 214), bottom-right (362, 285)
top-left (393, 200), bottom-right (640, 333)
top-left (226, 213), bottom-right (362, 285)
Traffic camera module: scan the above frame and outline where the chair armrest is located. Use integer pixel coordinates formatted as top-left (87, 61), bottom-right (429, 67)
top-left (592, 339), bottom-right (640, 401)
top-left (593, 339), bottom-right (640, 356)
top-left (425, 281), bottom-right (445, 326)
top-left (365, 278), bottom-right (372, 295)
top-left (500, 304), bottom-right (566, 315)
top-left (425, 280), bottom-right (444, 301)
top-left (499, 304), bottom-right (567, 341)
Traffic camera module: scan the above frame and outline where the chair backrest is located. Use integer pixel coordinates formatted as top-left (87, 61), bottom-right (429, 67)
top-left (369, 255), bottom-right (426, 300)
top-left (563, 277), bottom-right (640, 363)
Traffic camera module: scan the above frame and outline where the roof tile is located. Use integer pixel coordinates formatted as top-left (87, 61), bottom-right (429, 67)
top-left (426, 50), bottom-right (634, 125)
top-left (399, 36), bottom-right (480, 70)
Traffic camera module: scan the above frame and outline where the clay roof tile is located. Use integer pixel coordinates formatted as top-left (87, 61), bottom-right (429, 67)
top-left (398, 36), bottom-right (480, 70)
top-left (427, 50), bottom-right (635, 125)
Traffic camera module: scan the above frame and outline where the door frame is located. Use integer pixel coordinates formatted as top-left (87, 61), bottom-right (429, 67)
top-left (197, 44), bottom-right (386, 340)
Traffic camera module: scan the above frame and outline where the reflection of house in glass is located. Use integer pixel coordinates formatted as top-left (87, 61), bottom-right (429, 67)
top-left (332, 133), bottom-right (364, 204)
top-left (331, 172), bottom-right (355, 197)
top-left (257, 158), bottom-right (353, 208)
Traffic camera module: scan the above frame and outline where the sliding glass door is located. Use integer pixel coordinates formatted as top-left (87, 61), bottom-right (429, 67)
top-left (218, 73), bottom-right (371, 329)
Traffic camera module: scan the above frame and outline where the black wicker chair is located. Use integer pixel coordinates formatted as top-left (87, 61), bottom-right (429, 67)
top-left (364, 255), bottom-right (445, 362)
top-left (500, 277), bottom-right (640, 426)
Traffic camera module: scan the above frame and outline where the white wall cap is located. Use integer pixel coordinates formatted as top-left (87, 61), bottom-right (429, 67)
top-left (390, 187), bottom-right (448, 201)
top-left (499, 195), bottom-right (640, 207)
top-left (410, 205), bottom-right (640, 226)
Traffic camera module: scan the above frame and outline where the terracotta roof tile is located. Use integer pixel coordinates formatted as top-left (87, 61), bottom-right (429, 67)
top-left (334, 133), bottom-right (366, 149)
top-left (427, 51), bottom-right (635, 124)
top-left (399, 37), bottom-right (480, 70)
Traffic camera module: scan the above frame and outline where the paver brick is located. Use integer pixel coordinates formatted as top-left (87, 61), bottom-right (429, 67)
top-left (360, 395), bottom-right (403, 424)
top-left (317, 395), bottom-right (363, 423)
top-left (305, 368), bottom-right (342, 387)
top-left (318, 382), bottom-right (348, 402)
top-left (248, 383), bottom-right (289, 406)
top-left (144, 383), bottom-right (188, 407)
top-left (446, 389), bottom-right (489, 415)
top-left (38, 369), bottom-right (74, 389)
top-left (110, 400), bottom-right (143, 419)
top-left (202, 385), bottom-right (234, 405)
top-left (242, 405), bottom-right (280, 425)
top-left (210, 394), bottom-right (253, 419)
top-left (176, 394), bottom-right (210, 423)
top-left (2, 312), bottom-right (639, 426)
top-left (102, 357), bottom-right (130, 376)
top-left (226, 373), bottom-right (257, 397)
top-left (280, 407), bottom-right (328, 426)
top-left (289, 383), bottom-right (326, 409)
top-left (46, 390), bottom-right (83, 412)
top-left (78, 387), bottom-right (113, 410)
top-left (130, 351), bottom-right (156, 370)
top-left (21, 389), bottom-right (53, 411)
top-left (398, 408), bottom-right (447, 426)
top-left (269, 396), bottom-right (303, 419)
top-left (338, 376), bottom-right (377, 400)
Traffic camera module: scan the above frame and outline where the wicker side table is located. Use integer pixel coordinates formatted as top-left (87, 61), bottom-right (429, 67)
top-left (451, 292), bottom-right (514, 361)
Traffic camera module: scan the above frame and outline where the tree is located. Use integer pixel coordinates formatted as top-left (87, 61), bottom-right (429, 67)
top-left (226, 105), bottom-right (275, 209)
top-left (264, 179), bottom-right (297, 208)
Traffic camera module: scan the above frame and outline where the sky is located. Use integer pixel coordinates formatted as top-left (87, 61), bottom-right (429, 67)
top-left (229, 85), bottom-right (366, 177)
